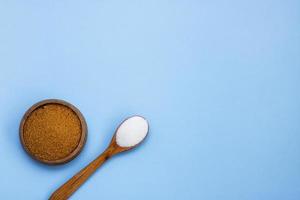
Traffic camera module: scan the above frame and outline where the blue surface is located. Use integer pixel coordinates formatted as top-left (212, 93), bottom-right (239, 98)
top-left (0, 0), bottom-right (300, 199)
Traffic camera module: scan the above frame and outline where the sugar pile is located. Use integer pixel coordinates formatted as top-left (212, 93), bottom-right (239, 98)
top-left (116, 116), bottom-right (149, 147)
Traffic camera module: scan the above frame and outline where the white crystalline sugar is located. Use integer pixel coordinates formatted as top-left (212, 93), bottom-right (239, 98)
top-left (116, 116), bottom-right (149, 147)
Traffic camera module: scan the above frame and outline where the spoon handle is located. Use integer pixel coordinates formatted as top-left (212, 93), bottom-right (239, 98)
top-left (49, 146), bottom-right (114, 200)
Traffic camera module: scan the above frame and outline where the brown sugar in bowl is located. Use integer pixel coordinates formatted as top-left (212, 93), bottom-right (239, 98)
top-left (20, 99), bottom-right (87, 165)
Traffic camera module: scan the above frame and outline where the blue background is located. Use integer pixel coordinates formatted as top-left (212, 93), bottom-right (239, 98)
top-left (0, 0), bottom-right (299, 199)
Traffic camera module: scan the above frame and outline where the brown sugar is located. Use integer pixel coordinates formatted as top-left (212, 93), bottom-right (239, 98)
top-left (22, 103), bottom-right (82, 162)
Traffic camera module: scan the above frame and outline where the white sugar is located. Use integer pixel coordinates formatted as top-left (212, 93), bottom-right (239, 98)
top-left (116, 116), bottom-right (149, 147)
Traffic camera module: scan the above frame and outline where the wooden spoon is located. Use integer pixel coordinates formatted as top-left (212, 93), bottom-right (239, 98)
top-left (49, 116), bottom-right (149, 200)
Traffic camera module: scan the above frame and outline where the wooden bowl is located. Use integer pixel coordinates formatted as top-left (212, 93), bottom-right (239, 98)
top-left (20, 99), bottom-right (87, 165)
